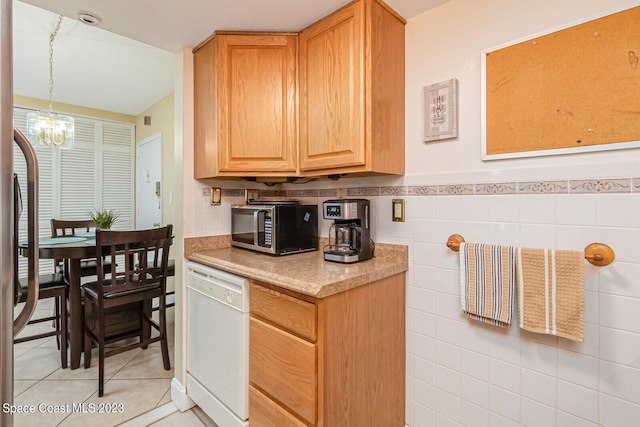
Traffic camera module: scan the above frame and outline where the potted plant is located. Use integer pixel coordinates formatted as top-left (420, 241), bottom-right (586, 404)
top-left (88, 208), bottom-right (120, 230)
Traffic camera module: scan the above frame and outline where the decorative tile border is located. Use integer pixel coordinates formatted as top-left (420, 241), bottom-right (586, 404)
top-left (347, 186), bottom-right (380, 196)
top-left (258, 177), bottom-right (640, 199)
top-left (260, 189), bottom-right (287, 197)
top-left (438, 184), bottom-right (474, 196)
top-left (221, 189), bottom-right (244, 197)
top-left (518, 180), bottom-right (568, 194)
top-left (474, 182), bottom-right (518, 195)
top-left (286, 189), bottom-right (305, 197)
top-left (318, 188), bottom-right (337, 198)
top-left (569, 178), bottom-right (631, 194)
top-left (408, 185), bottom-right (438, 196)
top-left (380, 186), bottom-right (408, 196)
top-left (287, 189), bottom-right (321, 198)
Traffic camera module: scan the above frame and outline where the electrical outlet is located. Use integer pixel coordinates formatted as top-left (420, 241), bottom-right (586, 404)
top-left (210, 187), bottom-right (221, 206)
top-left (392, 199), bottom-right (405, 222)
top-left (336, 188), bottom-right (347, 199)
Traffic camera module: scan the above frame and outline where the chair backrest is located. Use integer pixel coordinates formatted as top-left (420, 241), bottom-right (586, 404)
top-left (94, 225), bottom-right (173, 300)
top-left (51, 218), bottom-right (96, 237)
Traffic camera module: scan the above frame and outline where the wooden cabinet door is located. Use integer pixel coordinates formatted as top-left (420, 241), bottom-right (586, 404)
top-left (299, 2), bottom-right (366, 172)
top-left (216, 34), bottom-right (297, 173)
top-left (193, 39), bottom-right (218, 179)
top-left (250, 317), bottom-right (317, 425)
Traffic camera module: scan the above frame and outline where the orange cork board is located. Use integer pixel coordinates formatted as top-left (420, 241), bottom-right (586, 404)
top-left (483, 5), bottom-right (640, 159)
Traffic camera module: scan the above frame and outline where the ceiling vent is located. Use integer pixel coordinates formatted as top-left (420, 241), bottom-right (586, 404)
top-left (77, 11), bottom-right (101, 26)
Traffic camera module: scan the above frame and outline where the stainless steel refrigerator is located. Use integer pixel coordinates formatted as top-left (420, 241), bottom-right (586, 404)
top-left (1, 1), bottom-right (41, 425)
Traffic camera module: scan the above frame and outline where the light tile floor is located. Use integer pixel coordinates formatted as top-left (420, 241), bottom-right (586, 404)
top-left (12, 299), bottom-right (217, 426)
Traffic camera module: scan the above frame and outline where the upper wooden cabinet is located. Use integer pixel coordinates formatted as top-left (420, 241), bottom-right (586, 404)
top-left (193, 0), bottom-right (405, 180)
top-left (298, 0), bottom-right (406, 177)
top-left (193, 32), bottom-right (298, 179)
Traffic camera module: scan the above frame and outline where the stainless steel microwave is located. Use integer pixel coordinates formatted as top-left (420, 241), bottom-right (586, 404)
top-left (231, 203), bottom-right (318, 255)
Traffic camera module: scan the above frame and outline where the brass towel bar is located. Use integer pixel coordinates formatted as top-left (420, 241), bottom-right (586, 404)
top-left (446, 234), bottom-right (615, 267)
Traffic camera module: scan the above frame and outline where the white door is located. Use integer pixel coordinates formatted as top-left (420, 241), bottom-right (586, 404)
top-left (136, 133), bottom-right (162, 229)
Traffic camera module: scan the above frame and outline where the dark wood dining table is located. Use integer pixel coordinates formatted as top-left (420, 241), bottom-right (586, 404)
top-left (19, 235), bottom-right (98, 369)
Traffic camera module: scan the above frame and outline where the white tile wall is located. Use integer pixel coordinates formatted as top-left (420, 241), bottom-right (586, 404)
top-left (186, 172), bottom-right (640, 426)
top-left (355, 176), bottom-right (639, 426)
top-left (520, 398), bottom-right (556, 427)
top-left (396, 186), bottom-right (640, 426)
top-left (521, 368), bottom-right (556, 407)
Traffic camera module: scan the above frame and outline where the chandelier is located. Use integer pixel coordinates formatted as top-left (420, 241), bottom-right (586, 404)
top-left (27, 15), bottom-right (74, 150)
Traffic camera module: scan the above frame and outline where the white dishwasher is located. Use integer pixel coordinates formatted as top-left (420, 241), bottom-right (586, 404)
top-left (186, 261), bottom-right (249, 427)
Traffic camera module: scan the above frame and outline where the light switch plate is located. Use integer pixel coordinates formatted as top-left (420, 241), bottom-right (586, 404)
top-left (392, 199), bottom-right (405, 222)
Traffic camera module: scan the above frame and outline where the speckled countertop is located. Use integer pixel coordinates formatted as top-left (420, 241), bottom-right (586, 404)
top-left (185, 236), bottom-right (408, 298)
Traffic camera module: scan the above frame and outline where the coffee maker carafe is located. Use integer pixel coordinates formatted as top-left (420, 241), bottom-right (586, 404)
top-left (323, 199), bottom-right (373, 263)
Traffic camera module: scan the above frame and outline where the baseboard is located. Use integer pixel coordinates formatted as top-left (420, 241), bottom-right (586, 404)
top-left (171, 377), bottom-right (196, 412)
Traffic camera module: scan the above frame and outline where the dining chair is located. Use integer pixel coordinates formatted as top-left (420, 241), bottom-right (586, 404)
top-left (50, 218), bottom-right (112, 278)
top-left (83, 224), bottom-right (173, 397)
top-left (14, 273), bottom-right (69, 369)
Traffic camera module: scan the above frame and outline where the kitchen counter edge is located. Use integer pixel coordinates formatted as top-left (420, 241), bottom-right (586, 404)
top-left (184, 236), bottom-right (408, 299)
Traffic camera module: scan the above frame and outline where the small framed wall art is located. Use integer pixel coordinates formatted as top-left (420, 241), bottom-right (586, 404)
top-left (423, 78), bottom-right (458, 142)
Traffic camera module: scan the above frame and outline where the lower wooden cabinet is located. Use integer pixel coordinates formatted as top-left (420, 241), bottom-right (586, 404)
top-left (249, 273), bottom-right (406, 426)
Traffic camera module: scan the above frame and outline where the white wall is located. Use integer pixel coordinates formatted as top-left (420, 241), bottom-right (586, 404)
top-left (182, 1), bottom-right (640, 425)
top-left (401, 1), bottom-right (640, 426)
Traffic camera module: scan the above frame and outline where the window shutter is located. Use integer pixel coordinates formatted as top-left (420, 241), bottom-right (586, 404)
top-left (102, 122), bottom-right (134, 147)
top-left (101, 122), bottom-right (135, 230)
top-left (60, 146), bottom-right (96, 219)
top-left (102, 150), bottom-right (134, 230)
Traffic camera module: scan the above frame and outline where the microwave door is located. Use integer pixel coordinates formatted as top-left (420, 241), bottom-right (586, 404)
top-left (232, 208), bottom-right (268, 247)
top-left (232, 209), bottom-right (256, 245)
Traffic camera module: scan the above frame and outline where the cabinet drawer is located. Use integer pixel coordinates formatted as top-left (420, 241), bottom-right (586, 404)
top-left (250, 281), bottom-right (317, 342)
top-left (250, 317), bottom-right (317, 425)
top-left (249, 385), bottom-right (308, 427)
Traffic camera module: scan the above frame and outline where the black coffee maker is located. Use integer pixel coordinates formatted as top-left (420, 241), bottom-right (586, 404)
top-left (322, 199), bottom-right (373, 263)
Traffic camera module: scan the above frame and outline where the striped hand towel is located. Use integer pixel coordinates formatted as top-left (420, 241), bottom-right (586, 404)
top-left (460, 243), bottom-right (517, 328)
top-left (517, 248), bottom-right (584, 342)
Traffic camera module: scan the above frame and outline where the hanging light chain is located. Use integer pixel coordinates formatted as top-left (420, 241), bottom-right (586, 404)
top-left (48, 15), bottom-right (63, 115)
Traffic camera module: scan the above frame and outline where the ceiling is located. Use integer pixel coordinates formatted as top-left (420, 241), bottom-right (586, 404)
top-left (15, 0), bottom-right (448, 116)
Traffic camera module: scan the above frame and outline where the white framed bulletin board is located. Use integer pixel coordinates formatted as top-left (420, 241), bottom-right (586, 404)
top-left (481, 3), bottom-right (640, 160)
